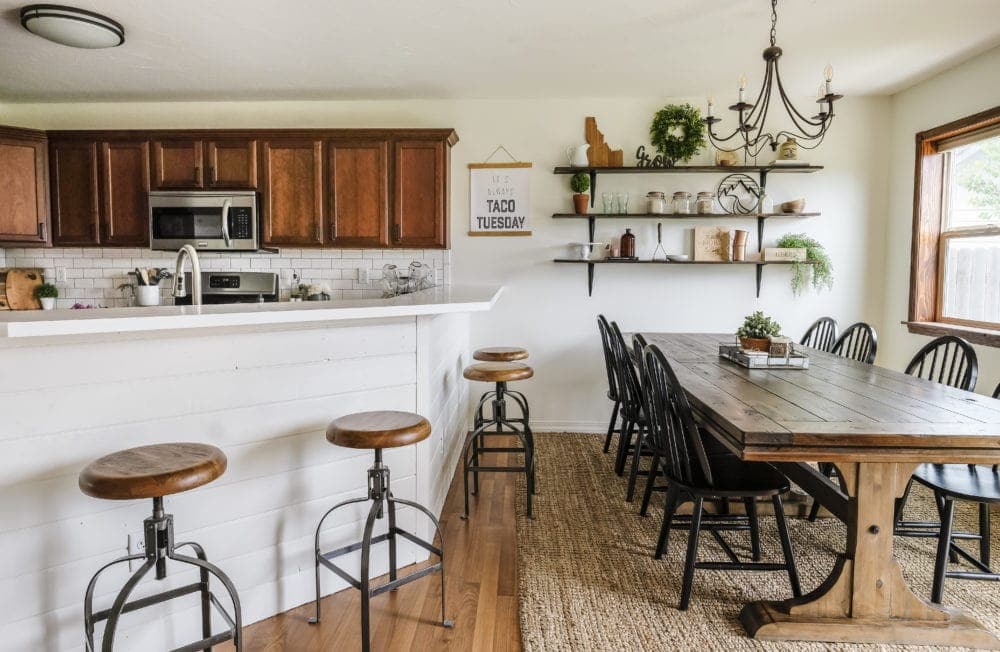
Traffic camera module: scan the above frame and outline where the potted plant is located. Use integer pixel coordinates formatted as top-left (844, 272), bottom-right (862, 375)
top-left (570, 172), bottom-right (590, 215)
top-left (736, 310), bottom-right (782, 352)
top-left (35, 282), bottom-right (58, 310)
top-left (776, 233), bottom-right (833, 295)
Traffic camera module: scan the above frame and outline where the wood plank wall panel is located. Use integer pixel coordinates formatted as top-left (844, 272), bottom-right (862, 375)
top-left (0, 316), bottom-right (472, 651)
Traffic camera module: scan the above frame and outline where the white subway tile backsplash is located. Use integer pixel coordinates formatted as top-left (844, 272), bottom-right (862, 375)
top-left (1, 246), bottom-right (450, 306)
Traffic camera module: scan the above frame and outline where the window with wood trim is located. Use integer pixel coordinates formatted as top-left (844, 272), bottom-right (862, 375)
top-left (909, 105), bottom-right (1000, 346)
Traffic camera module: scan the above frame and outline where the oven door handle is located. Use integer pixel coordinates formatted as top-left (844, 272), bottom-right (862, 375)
top-left (221, 198), bottom-right (232, 248)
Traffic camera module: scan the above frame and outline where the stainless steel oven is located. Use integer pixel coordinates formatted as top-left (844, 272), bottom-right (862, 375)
top-left (149, 190), bottom-right (258, 251)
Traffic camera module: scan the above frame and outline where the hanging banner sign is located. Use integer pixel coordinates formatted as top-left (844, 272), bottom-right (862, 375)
top-left (468, 161), bottom-right (532, 236)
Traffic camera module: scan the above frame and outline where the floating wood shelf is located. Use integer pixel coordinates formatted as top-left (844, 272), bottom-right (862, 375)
top-left (552, 212), bottom-right (820, 219)
top-left (553, 164), bottom-right (823, 174)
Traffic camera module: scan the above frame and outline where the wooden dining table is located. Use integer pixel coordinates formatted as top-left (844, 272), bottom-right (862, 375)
top-left (639, 332), bottom-right (1000, 648)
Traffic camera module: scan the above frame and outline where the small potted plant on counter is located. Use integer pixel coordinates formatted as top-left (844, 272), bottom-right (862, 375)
top-left (736, 310), bottom-right (781, 352)
top-left (35, 282), bottom-right (58, 310)
top-left (570, 172), bottom-right (590, 215)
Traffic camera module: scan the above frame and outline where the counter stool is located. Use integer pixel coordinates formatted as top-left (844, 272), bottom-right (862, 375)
top-left (472, 347), bottom-right (531, 433)
top-left (461, 361), bottom-right (536, 518)
top-left (309, 411), bottom-right (452, 652)
top-left (79, 443), bottom-right (242, 652)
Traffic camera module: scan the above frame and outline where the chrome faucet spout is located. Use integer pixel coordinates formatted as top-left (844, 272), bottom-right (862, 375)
top-left (172, 245), bottom-right (202, 305)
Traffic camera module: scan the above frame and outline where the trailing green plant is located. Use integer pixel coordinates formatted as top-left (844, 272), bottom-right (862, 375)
top-left (776, 232), bottom-right (833, 295)
top-left (649, 103), bottom-right (706, 166)
top-left (34, 282), bottom-right (58, 299)
top-left (570, 172), bottom-right (590, 194)
top-left (736, 310), bottom-right (782, 339)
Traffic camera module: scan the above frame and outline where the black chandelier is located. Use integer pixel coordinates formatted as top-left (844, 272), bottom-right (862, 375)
top-left (704, 0), bottom-right (842, 158)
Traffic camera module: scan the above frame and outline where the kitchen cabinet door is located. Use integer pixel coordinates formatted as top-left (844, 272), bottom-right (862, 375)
top-left (152, 139), bottom-right (204, 189)
top-left (50, 140), bottom-right (100, 245)
top-left (260, 139), bottom-right (324, 246)
top-left (392, 140), bottom-right (447, 248)
top-left (100, 141), bottom-right (150, 246)
top-left (327, 140), bottom-right (388, 247)
top-left (206, 139), bottom-right (257, 189)
top-left (0, 128), bottom-right (50, 245)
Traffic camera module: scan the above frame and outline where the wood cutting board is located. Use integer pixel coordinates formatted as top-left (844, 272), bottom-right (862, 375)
top-left (1, 268), bottom-right (44, 310)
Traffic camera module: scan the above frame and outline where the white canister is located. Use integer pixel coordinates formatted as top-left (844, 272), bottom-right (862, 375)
top-left (136, 285), bottom-right (161, 307)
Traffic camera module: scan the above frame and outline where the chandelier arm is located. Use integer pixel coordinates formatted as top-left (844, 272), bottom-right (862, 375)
top-left (773, 62), bottom-right (826, 128)
top-left (741, 61), bottom-right (773, 131)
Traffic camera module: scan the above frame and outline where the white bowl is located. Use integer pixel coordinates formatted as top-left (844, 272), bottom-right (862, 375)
top-left (666, 254), bottom-right (690, 262)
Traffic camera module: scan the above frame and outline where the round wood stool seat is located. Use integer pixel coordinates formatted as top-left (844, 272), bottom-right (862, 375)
top-left (463, 361), bottom-right (534, 383)
top-left (326, 410), bottom-right (431, 449)
top-left (79, 442), bottom-right (227, 500)
top-left (473, 346), bottom-right (529, 362)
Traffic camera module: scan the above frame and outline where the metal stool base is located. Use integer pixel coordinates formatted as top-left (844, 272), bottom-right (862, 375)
top-left (83, 497), bottom-right (242, 652)
top-left (309, 450), bottom-right (452, 652)
top-left (463, 381), bottom-right (536, 519)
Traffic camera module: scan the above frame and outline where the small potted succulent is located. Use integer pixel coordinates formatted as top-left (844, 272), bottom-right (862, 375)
top-left (736, 310), bottom-right (782, 352)
top-left (570, 172), bottom-right (590, 215)
top-left (35, 282), bottom-right (58, 310)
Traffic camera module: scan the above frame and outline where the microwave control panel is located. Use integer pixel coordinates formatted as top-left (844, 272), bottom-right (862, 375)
top-left (229, 207), bottom-right (253, 239)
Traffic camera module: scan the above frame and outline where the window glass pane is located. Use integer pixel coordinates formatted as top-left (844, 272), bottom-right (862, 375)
top-left (940, 235), bottom-right (1000, 325)
top-left (945, 133), bottom-right (1000, 229)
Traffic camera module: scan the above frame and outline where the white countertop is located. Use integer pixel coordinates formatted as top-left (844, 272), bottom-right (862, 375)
top-left (0, 285), bottom-right (502, 338)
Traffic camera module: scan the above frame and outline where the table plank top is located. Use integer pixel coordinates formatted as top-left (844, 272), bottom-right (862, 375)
top-left (638, 332), bottom-right (1000, 463)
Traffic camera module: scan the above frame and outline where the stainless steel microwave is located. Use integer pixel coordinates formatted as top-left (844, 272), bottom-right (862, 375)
top-left (149, 190), bottom-right (258, 251)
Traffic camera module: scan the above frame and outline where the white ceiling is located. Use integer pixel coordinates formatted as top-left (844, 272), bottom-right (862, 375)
top-left (1, 0), bottom-right (999, 103)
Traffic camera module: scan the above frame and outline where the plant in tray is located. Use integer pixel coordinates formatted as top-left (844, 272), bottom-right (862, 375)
top-left (736, 310), bottom-right (781, 351)
top-left (570, 172), bottom-right (590, 215)
top-left (776, 232), bottom-right (833, 295)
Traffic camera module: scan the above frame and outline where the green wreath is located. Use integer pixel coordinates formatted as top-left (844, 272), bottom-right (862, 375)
top-left (649, 103), bottom-right (706, 166)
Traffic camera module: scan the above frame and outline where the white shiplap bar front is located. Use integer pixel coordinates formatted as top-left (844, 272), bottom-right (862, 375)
top-left (0, 286), bottom-right (499, 651)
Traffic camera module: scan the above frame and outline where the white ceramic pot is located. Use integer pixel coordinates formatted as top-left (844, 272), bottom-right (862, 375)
top-left (136, 285), bottom-right (161, 307)
top-left (570, 242), bottom-right (611, 261)
top-left (39, 297), bottom-right (55, 310)
top-left (566, 144), bottom-right (590, 167)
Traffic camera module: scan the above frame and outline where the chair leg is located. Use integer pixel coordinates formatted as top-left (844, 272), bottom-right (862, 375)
top-left (745, 497), bottom-right (761, 561)
top-left (603, 400), bottom-right (620, 454)
top-left (639, 455), bottom-right (660, 517)
top-left (772, 495), bottom-right (801, 598)
top-left (894, 476), bottom-right (915, 527)
top-left (678, 497), bottom-right (704, 611)
top-left (615, 419), bottom-right (633, 477)
top-left (980, 501), bottom-right (991, 567)
top-left (655, 484), bottom-right (679, 560)
top-left (625, 425), bottom-right (645, 502)
top-left (931, 498), bottom-right (957, 604)
top-left (807, 462), bottom-right (834, 522)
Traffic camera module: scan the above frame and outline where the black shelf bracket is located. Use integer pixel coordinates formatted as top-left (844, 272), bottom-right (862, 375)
top-left (587, 262), bottom-right (595, 296)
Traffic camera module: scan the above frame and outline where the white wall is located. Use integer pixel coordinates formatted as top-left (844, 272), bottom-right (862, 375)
top-left (880, 45), bottom-right (1000, 394)
top-left (2, 94), bottom-right (891, 431)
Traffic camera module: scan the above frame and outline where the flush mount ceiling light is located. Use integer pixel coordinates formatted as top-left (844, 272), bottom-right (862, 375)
top-left (20, 4), bottom-right (124, 49)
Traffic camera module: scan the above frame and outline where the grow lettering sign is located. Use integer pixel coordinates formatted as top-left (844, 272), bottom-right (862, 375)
top-left (468, 162), bottom-right (532, 236)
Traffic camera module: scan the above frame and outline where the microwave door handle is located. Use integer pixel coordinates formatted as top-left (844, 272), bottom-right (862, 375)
top-left (221, 198), bottom-right (232, 248)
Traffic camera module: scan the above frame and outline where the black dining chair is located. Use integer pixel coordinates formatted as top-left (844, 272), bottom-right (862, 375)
top-left (903, 335), bottom-right (979, 391)
top-left (995, 382), bottom-right (1000, 400)
top-left (800, 317), bottom-right (838, 352)
top-left (831, 322), bottom-right (877, 364)
top-left (639, 343), bottom-right (801, 610)
top-left (606, 321), bottom-right (648, 493)
top-left (597, 315), bottom-right (622, 454)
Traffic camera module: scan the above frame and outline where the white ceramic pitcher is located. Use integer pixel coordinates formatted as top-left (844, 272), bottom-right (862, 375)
top-left (566, 144), bottom-right (590, 167)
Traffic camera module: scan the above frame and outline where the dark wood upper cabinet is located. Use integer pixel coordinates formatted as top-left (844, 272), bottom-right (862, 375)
top-left (206, 139), bottom-right (257, 189)
top-left (50, 140), bottom-right (100, 245)
top-left (0, 127), bottom-right (50, 245)
top-left (327, 140), bottom-right (388, 247)
top-left (393, 140), bottom-right (448, 248)
top-left (100, 141), bottom-right (150, 246)
top-left (260, 139), bottom-right (324, 246)
top-left (152, 139), bottom-right (203, 189)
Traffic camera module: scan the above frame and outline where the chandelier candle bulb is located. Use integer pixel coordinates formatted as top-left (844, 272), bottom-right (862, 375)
top-left (824, 63), bottom-right (834, 94)
top-left (707, 96), bottom-right (714, 117)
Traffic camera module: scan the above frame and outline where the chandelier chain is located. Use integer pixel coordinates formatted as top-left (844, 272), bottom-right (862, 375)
top-left (769, 0), bottom-right (778, 46)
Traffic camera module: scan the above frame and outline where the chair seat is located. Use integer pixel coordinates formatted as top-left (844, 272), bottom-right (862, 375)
top-left (683, 457), bottom-right (789, 498)
top-left (327, 410), bottom-right (431, 449)
top-left (79, 443), bottom-right (227, 500)
top-left (463, 362), bottom-right (533, 383)
top-left (913, 463), bottom-right (1000, 502)
top-left (473, 346), bottom-right (529, 362)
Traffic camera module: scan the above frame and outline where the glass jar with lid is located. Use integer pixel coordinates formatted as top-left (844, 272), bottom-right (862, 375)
top-left (696, 191), bottom-right (716, 214)
top-left (646, 191), bottom-right (666, 214)
top-left (672, 191), bottom-right (692, 214)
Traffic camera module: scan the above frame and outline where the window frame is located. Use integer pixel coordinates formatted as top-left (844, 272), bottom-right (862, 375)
top-left (908, 105), bottom-right (1000, 347)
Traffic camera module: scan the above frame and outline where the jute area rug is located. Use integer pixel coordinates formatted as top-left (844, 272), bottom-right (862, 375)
top-left (516, 433), bottom-right (1000, 651)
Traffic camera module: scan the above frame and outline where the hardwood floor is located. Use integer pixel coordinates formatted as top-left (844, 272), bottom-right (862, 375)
top-left (224, 447), bottom-right (522, 651)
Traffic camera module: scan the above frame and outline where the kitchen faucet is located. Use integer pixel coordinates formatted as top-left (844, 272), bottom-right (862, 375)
top-left (172, 244), bottom-right (202, 305)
